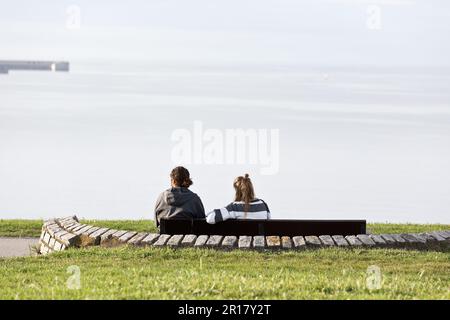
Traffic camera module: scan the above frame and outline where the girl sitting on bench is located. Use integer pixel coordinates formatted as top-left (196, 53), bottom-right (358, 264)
top-left (154, 166), bottom-right (205, 228)
top-left (206, 173), bottom-right (271, 224)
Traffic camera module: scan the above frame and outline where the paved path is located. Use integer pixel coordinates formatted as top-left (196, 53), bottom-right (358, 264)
top-left (0, 237), bottom-right (39, 258)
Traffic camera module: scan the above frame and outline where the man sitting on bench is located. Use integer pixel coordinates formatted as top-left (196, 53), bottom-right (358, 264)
top-left (206, 173), bottom-right (271, 224)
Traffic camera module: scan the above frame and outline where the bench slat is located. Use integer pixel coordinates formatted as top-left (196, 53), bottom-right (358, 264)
top-left (281, 236), bottom-right (292, 249)
top-left (332, 235), bottom-right (349, 247)
top-left (194, 235), bottom-right (209, 247)
top-left (356, 234), bottom-right (376, 247)
top-left (141, 233), bottom-right (160, 246)
top-left (253, 236), bottom-right (265, 249)
top-left (206, 235), bottom-right (223, 248)
top-left (128, 232), bottom-right (149, 245)
top-left (292, 236), bottom-right (306, 249)
top-left (319, 235), bottom-right (335, 246)
top-left (345, 235), bottom-right (362, 247)
top-left (266, 236), bottom-right (281, 249)
top-left (153, 234), bottom-right (171, 247)
top-left (238, 236), bottom-right (252, 249)
top-left (167, 234), bottom-right (184, 247)
top-left (305, 236), bottom-right (321, 247)
top-left (181, 234), bottom-right (197, 247)
top-left (222, 236), bottom-right (238, 249)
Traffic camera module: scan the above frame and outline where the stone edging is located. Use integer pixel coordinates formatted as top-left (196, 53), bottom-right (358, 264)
top-left (38, 216), bottom-right (450, 255)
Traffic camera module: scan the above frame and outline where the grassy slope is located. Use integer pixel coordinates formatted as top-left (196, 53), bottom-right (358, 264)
top-left (0, 219), bottom-right (449, 237)
top-left (0, 246), bottom-right (449, 299)
top-left (0, 220), bottom-right (43, 238)
top-left (0, 220), bottom-right (449, 299)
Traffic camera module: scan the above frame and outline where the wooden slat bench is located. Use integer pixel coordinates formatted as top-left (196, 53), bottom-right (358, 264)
top-left (159, 218), bottom-right (366, 236)
top-left (38, 216), bottom-right (450, 254)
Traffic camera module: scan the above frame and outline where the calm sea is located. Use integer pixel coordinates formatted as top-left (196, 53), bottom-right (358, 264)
top-left (1, 62), bottom-right (449, 223)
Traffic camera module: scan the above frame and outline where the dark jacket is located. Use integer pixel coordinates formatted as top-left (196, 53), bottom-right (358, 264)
top-left (154, 187), bottom-right (205, 227)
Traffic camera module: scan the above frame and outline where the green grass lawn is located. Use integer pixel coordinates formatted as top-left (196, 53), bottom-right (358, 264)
top-left (0, 219), bottom-right (449, 299)
top-left (0, 219), bottom-right (44, 238)
top-left (0, 246), bottom-right (449, 299)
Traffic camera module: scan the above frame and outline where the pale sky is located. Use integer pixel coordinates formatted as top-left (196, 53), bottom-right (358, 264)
top-left (1, 0), bottom-right (450, 67)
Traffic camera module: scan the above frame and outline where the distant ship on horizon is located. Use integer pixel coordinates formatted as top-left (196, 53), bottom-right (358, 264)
top-left (0, 60), bottom-right (69, 74)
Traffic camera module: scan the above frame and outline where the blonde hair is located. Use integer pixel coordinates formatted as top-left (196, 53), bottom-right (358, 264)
top-left (233, 173), bottom-right (255, 217)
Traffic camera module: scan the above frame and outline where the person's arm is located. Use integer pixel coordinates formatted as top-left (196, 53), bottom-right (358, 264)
top-left (154, 192), bottom-right (165, 228)
top-left (205, 205), bottom-right (235, 224)
top-left (260, 199), bottom-right (271, 219)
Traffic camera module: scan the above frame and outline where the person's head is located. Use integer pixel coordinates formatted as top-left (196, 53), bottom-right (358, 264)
top-left (233, 173), bottom-right (255, 215)
top-left (170, 166), bottom-right (193, 188)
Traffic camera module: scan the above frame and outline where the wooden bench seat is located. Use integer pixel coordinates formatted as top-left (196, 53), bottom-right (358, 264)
top-left (159, 218), bottom-right (366, 236)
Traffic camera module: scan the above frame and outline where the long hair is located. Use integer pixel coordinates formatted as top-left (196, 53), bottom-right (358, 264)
top-left (233, 173), bottom-right (255, 217)
top-left (170, 166), bottom-right (193, 188)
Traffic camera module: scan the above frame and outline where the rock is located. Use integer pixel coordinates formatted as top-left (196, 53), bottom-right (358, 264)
top-left (332, 235), bottom-right (349, 247)
top-left (71, 224), bottom-right (87, 233)
top-left (380, 234), bottom-right (397, 247)
top-left (43, 233), bottom-right (51, 244)
top-left (140, 233), bottom-right (160, 246)
top-left (59, 232), bottom-right (81, 247)
top-left (99, 229), bottom-right (118, 245)
top-left (419, 233), bottom-right (442, 250)
top-left (73, 225), bottom-right (94, 236)
top-left (54, 230), bottom-right (69, 239)
top-left (345, 235), bottom-right (362, 247)
top-left (127, 233), bottom-right (149, 246)
top-left (252, 236), bottom-right (265, 250)
top-left (266, 236), bottom-right (281, 249)
top-left (180, 234), bottom-right (197, 247)
top-left (153, 234), bottom-right (171, 247)
top-left (304, 236), bottom-right (321, 248)
top-left (167, 234), bottom-right (184, 247)
top-left (428, 231), bottom-right (450, 247)
top-left (281, 236), bottom-right (293, 249)
top-left (86, 228), bottom-right (110, 245)
top-left (319, 235), bottom-right (335, 246)
top-left (292, 236), bottom-right (306, 249)
top-left (390, 234), bottom-right (407, 247)
top-left (194, 235), bottom-right (209, 247)
top-left (356, 234), bottom-right (376, 247)
top-left (425, 232), bottom-right (446, 241)
top-left (438, 230), bottom-right (450, 239)
top-left (46, 225), bottom-right (64, 238)
top-left (60, 222), bottom-right (77, 230)
top-left (43, 219), bottom-right (57, 228)
top-left (369, 234), bottom-right (387, 247)
top-left (118, 231), bottom-right (138, 243)
top-left (238, 236), bottom-right (252, 249)
top-left (39, 243), bottom-right (50, 255)
top-left (53, 242), bottom-right (65, 251)
top-left (206, 235), bottom-right (223, 248)
top-left (221, 236), bottom-right (238, 249)
top-left (66, 223), bottom-right (82, 232)
top-left (48, 238), bottom-right (56, 248)
top-left (111, 230), bottom-right (127, 239)
top-left (400, 233), bottom-right (426, 249)
top-left (100, 230), bottom-right (128, 247)
top-left (79, 227), bottom-right (101, 246)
